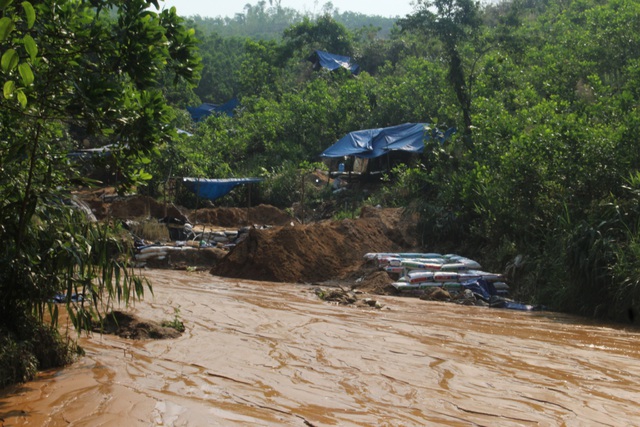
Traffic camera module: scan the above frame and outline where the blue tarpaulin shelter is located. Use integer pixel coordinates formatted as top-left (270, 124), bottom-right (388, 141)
top-left (187, 98), bottom-right (239, 122)
top-left (182, 177), bottom-right (263, 202)
top-left (321, 123), bottom-right (455, 159)
top-left (308, 50), bottom-right (360, 74)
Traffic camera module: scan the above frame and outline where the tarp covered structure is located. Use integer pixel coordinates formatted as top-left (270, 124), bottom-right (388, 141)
top-left (187, 98), bottom-right (239, 122)
top-left (320, 123), bottom-right (455, 159)
top-left (182, 177), bottom-right (263, 202)
top-left (308, 50), bottom-right (360, 74)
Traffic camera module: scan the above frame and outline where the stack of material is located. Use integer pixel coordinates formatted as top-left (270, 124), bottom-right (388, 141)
top-left (186, 225), bottom-right (266, 248)
top-left (364, 252), bottom-right (509, 295)
top-left (133, 245), bottom-right (199, 266)
top-left (132, 225), bottom-right (260, 267)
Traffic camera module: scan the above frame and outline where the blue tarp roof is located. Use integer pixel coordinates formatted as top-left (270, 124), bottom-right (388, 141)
top-left (321, 123), bottom-right (456, 159)
top-left (308, 50), bottom-right (360, 74)
top-left (187, 98), bottom-right (239, 122)
top-left (182, 177), bottom-right (263, 202)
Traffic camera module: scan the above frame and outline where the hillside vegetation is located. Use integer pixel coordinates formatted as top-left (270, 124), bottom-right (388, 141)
top-left (159, 0), bottom-right (640, 322)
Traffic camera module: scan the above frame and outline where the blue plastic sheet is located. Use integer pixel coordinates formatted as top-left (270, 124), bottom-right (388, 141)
top-left (53, 293), bottom-right (84, 303)
top-left (187, 98), bottom-right (239, 121)
top-left (321, 123), bottom-right (433, 159)
top-left (462, 279), bottom-right (497, 301)
top-left (182, 177), bottom-right (263, 202)
top-left (308, 50), bottom-right (360, 74)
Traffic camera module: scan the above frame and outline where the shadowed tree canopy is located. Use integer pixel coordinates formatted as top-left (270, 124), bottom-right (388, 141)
top-left (282, 15), bottom-right (354, 59)
top-left (0, 0), bottom-right (201, 360)
top-left (400, 0), bottom-right (481, 148)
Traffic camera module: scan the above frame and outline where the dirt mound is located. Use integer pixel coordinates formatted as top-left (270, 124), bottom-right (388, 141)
top-left (144, 247), bottom-right (228, 270)
top-left (89, 193), bottom-right (290, 229)
top-left (74, 187), bottom-right (292, 227)
top-left (192, 204), bottom-right (292, 227)
top-left (211, 212), bottom-right (417, 283)
top-left (106, 195), bottom-right (187, 222)
top-left (359, 205), bottom-right (420, 248)
top-left (356, 270), bottom-right (397, 295)
top-left (93, 311), bottom-right (183, 340)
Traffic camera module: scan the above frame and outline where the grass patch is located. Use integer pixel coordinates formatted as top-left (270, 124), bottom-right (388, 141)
top-left (161, 307), bottom-right (185, 333)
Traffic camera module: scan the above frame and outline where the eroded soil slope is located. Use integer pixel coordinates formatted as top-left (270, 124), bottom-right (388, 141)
top-left (211, 206), bottom-right (420, 283)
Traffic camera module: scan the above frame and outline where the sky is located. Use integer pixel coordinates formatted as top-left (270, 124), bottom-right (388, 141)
top-left (158, 0), bottom-right (418, 19)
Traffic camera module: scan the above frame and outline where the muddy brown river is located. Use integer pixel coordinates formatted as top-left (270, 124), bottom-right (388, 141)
top-left (2, 269), bottom-right (639, 426)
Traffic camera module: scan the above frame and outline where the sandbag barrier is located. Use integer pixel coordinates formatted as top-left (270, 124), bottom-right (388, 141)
top-left (364, 252), bottom-right (510, 296)
top-left (133, 225), bottom-right (256, 267)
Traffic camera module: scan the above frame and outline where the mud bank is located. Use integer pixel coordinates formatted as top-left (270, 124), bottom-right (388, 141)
top-left (2, 269), bottom-right (640, 426)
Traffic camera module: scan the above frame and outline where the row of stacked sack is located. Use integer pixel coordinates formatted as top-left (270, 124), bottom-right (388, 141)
top-left (364, 252), bottom-right (509, 295)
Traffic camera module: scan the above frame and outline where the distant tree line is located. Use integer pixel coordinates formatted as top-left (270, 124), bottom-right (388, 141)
top-left (185, 1), bottom-right (399, 40)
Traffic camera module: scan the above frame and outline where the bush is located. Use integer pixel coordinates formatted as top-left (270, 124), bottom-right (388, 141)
top-left (0, 316), bottom-right (79, 388)
top-left (0, 335), bottom-right (38, 388)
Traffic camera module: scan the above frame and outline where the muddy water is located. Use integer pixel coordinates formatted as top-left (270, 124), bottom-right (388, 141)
top-left (2, 269), bottom-right (640, 426)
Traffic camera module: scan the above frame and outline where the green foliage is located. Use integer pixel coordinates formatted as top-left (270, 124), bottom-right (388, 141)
top-left (0, 334), bottom-right (38, 388)
top-left (161, 307), bottom-right (185, 332)
top-left (182, 1), bottom-right (399, 43)
top-left (599, 173), bottom-right (640, 321)
top-left (1, 315), bottom-right (78, 388)
top-left (238, 38), bottom-right (284, 97)
top-left (187, 1), bottom-right (303, 40)
top-left (254, 161), bottom-right (331, 219)
top-left (194, 33), bottom-right (245, 102)
top-left (283, 15), bottom-right (354, 58)
top-left (0, 0), bottom-right (200, 385)
top-left (257, 161), bottom-right (306, 209)
top-left (400, 0), bottom-right (482, 146)
top-left (367, 164), bottom-right (429, 208)
top-left (374, 57), bottom-right (454, 125)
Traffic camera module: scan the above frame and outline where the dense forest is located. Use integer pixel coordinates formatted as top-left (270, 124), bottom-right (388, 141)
top-left (1, 0), bottom-right (640, 385)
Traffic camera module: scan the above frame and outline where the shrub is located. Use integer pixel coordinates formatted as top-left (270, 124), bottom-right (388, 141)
top-left (0, 316), bottom-right (79, 388)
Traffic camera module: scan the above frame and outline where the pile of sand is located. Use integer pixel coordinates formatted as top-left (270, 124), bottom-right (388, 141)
top-left (76, 190), bottom-right (420, 285)
top-left (79, 192), bottom-right (291, 228)
top-left (191, 204), bottom-right (292, 227)
top-left (211, 208), bottom-right (419, 284)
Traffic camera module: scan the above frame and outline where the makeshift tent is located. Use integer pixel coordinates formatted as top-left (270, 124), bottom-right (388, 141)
top-left (308, 50), bottom-right (360, 74)
top-left (321, 123), bottom-right (456, 159)
top-left (182, 177), bottom-right (263, 202)
top-left (187, 98), bottom-right (239, 121)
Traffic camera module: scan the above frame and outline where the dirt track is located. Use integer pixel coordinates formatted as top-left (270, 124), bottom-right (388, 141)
top-left (2, 269), bottom-right (640, 426)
